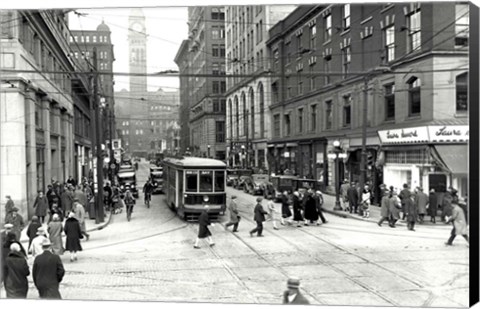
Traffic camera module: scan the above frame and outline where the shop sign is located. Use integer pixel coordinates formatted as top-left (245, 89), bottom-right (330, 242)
top-left (378, 126), bottom-right (429, 144)
top-left (428, 125), bottom-right (469, 142)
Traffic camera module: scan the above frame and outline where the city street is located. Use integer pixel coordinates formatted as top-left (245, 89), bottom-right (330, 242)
top-left (7, 160), bottom-right (468, 307)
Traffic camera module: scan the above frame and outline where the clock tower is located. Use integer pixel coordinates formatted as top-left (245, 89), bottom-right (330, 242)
top-left (128, 8), bottom-right (147, 96)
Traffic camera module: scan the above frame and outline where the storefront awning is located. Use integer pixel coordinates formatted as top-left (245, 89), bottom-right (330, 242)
top-left (267, 144), bottom-right (275, 148)
top-left (275, 144), bottom-right (285, 148)
top-left (433, 145), bottom-right (468, 175)
top-left (286, 142), bottom-right (298, 147)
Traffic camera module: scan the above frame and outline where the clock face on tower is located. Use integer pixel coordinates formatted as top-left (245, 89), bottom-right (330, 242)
top-left (132, 23), bottom-right (142, 33)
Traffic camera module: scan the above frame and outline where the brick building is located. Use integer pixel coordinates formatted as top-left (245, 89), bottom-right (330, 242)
top-left (266, 3), bottom-right (469, 201)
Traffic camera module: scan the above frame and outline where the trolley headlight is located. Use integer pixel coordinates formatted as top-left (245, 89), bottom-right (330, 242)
top-left (203, 195), bottom-right (209, 202)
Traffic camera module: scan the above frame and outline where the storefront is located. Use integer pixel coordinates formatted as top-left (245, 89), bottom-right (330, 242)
top-left (377, 125), bottom-right (468, 201)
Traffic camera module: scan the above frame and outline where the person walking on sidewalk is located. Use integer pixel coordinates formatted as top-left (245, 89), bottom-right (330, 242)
top-left (280, 191), bottom-right (292, 226)
top-left (361, 186), bottom-right (371, 218)
top-left (46, 185), bottom-right (58, 221)
top-left (250, 197), bottom-right (268, 237)
top-left (64, 212), bottom-right (83, 262)
top-left (124, 190), bottom-right (136, 221)
top-left (292, 192), bottom-right (304, 227)
top-left (33, 191), bottom-right (49, 224)
top-left (388, 190), bottom-right (401, 228)
top-left (60, 184), bottom-right (74, 215)
top-left (282, 277), bottom-right (310, 305)
top-left (347, 181), bottom-right (359, 214)
top-left (266, 196), bottom-right (279, 230)
top-left (405, 192), bottom-right (417, 231)
top-left (340, 180), bottom-right (350, 211)
top-left (399, 183), bottom-right (411, 220)
top-left (194, 205), bottom-right (215, 248)
top-left (5, 207), bottom-right (24, 242)
top-left (3, 243), bottom-right (30, 298)
top-left (32, 239), bottom-right (65, 299)
top-left (29, 227), bottom-right (48, 258)
top-left (47, 214), bottom-right (64, 255)
top-left (73, 199), bottom-right (90, 241)
top-left (4, 195), bottom-right (15, 222)
top-left (378, 190), bottom-right (391, 227)
top-left (428, 188), bottom-right (438, 223)
top-left (26, 216), bottom-right (42, 249)
top-left (225, 195), bottom-right (240, 232)
top-left (415, 187), bottom-right (428, 223)
top-left (303, 189), bottom-right (319, 226)
top-left (445, 202), bottom-right (469, 246)
top-left (314, 191), bottom-right (328, 224)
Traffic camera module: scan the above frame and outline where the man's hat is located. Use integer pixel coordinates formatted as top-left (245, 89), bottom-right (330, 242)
top-left (41, 239), bottom-right (52, 248)
top-left (4, 223), bottom-right (13, 229)
top-left (12, 207), bottom-right (19, 212)
top-left (231, 195), bottom-right (237, 199)
top-left (256, 197), bottom-right (263, 203)
top-left (287, 277), bottom-right (300, 289)
top-left (5, 195), bottom-right (11, 199)
top-left (36, 226), bottom-right (46, 235)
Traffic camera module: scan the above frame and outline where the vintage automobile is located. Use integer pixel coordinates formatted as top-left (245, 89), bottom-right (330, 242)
top-left (233, 175), bottom-right (251, 191)
top-left (296, 178), bottom-right (322, 196)
top-left (244, 174), bottom-right (270, 195)
top-left (117, 170), bottom-right (138, 198)
top-left (228, 168), bottom-right (252, 187)
top-left (149, 166), bottom-right (164, 194)
top-left (267, 175), bottom-right (299, 202)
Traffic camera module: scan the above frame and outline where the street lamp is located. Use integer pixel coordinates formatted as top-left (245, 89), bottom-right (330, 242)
top-left (241, 145), bottom-right (245, 168)
top-left (328, 140), bottom-right (347, 211)
top-left (207, 144), bottom-right (211, 158)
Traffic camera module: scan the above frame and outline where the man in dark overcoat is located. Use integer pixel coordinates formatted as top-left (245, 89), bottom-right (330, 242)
top-left (64, 212), bottom-right (83, 262)
top-left (292, 192), bottom-right (304, 227)
top-left (282, 277), bottom-right (310, 304)
top-left (399, 183), bottom-right (411, 220)
top-left (314, 191), bottom-right (328, 224)
top-left (445, 202), bottom-right (469, 246)
top-left (303, 190), bottom-right (319, 225)
top-left (250, 197), bottom-right (268, 237)
top-left (4, 243), bottom-right (30, 298)
top-left (32, 239), bottom-right (65, 299)
top-left (405, 192), bottom-right (417, 231)
top-left (280, 191), bottom-right (292, 226)
top-left (46, 184), bottom-right (58, 215)
top-left (4, 195), bottom-right (15, 222)
top-left (414, 187), bottom-right (429, 223)
top-left (60, 185), bottom-right (74, 215)
top-left (428, 189), bottom-right (438, 223)
top-left (194, 205), bottom-right (215, 248)
top-left (5, 207), bottom-right (24, 241)
top-left (377, 190), bottom-right (391, 227)
top-left (347, 181), bottom-right (359, 214)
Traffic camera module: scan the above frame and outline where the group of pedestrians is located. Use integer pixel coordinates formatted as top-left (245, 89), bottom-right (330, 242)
top-left (340, 180), bottom-right (373, 218)
top-left (280, 190), bottom-right (328, 228)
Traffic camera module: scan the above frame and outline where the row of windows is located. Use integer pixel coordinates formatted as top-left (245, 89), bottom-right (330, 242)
top-left (70, 35), bottom-right (109, 44)
top-left (150, 105), bottom-right (173, 111)
top-left (271, 73), bottom-right (468, 138)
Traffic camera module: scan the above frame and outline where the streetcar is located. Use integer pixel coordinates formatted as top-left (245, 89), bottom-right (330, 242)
top-left (163, 157), bottom-right (227, 221)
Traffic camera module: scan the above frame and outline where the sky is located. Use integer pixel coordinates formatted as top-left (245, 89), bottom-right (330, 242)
top-left (68, 6), bottom-right (189, 93)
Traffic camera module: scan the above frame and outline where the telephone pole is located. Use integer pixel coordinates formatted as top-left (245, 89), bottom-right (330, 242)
top-left (93, 48), bottom-right (105, 223)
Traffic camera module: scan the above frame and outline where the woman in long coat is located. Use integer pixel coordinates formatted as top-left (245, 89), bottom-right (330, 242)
top-left (303, 191), bottom-right (319, 225)
top-left (64, 212), bottom-right (83, 262)
top-left (33, 191), bottom-right (49, 224)
top-left (445, 203), bottom-right (469, 246)
top-left (414, 188), bottom-right (429, 223)
top-left (388, 191), bottom-right (401, 228)
top-left (194, 205), bottom-right (214, 248)
top-left (405, 194), bottom-right (418, 231)
top-left (292, 192), bottom-right (304, 227)
top-left (280, 191), bottom-right (292, 225)
top-left (428, 189), bottom-right (438, 223)
top-left (47, 214), bottom-right (64, 255)
top-left (60, 186), bottom-right (74, 215)
top-left (4, 243), bottom-right (30, 298)
top-left (225, 196), bottom-right (240, 232)
top-left (377, 191), bottom-right (391, 226)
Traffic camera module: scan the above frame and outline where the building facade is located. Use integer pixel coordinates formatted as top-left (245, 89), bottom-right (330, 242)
top-left (184, 6), bottom-right (227, 160)
top-left (174, 39), bottom-right (191, 154)
top-left (266, 3), bottom-right (469, 201)
top-left (69, 21), bottom-right (116, 181)
top-left (1, 10), bottom-right (77, 219)
top-left (225, 5), bottom-right (297, 170)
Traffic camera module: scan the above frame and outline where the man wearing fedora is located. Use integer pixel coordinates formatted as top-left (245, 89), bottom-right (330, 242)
top-left (4, 195), bottom-right (15, 222)
top-left (282, 277), bottom-right (310, 304)
top-left (5, 207), bottom-right (24, 242)
top-left (250, 197), bottom-right (268, 237)
top-left (225, 195), bottom-right (240, 232)
top-left (32, 239), bottom-right (65, 299)
top-left (29, 226), bottom-right (48, 258)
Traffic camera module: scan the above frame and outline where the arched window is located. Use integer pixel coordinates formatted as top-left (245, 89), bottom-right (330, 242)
top-left (407, 76), bottom-right (421, 116)
top-left (249, 87), bottom-right (255, 140)
top-left (234, 96), bottom-right (239, 138)
top-left (241, 92), bottom-right (247, 137)
top-left (456, 72), bottom-right (468, 112)
top-left (258, 83), bottom-right (265, 138)
top-left (228, 99), bottom-right (233, 141)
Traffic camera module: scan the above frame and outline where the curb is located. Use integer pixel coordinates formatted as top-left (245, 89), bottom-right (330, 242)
top-left (86, 210), bottom-right (114, 233)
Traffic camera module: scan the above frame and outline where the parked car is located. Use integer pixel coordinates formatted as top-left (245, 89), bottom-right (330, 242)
top-left (296, 178), bottom-right (322, 196)
top-left (117, 170), bottom-right (138, 198)
top-left (149, 166), bottom-right (164, 194)
top-left (227, 168), bottom-right (252, 187)
top-left (268, 175), bottom-right (298, 202)
top-left (244, 174), bottom-right (270, 195)
top-left (233, 175), bottom-right (251, 191)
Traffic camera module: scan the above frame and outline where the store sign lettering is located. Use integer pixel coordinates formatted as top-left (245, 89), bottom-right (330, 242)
top-left (429, 125), bottom-right (469, 142)
top-left (379, 125), bottom-right (469, 144)
top-left (379, 127), bottom-right (427, 143)
top-left (434, 126), bottom-right (468, 137)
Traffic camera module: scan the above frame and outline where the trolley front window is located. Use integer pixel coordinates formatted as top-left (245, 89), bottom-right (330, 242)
top-left (215, 171), bottom-right (225, 191)
top-left (186, 171), bottom-right (198, 192)
top-left (199, 171), bottom-right (213, 192)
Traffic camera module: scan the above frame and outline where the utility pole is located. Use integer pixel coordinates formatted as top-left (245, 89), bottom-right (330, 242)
top-left (108, 100), bottom-right (115, 182)
top-left (93, 48), bottom-right (105, 223)
top-left (359, 74), bottom-right (369, 192)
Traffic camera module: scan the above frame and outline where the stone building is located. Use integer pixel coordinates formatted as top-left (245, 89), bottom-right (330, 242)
top-left (266, 3), bottom-right (469, 201)
top-left (224, 5), bottom-right (297, 170)
top-left (1, 10), bottom-right (78, 219)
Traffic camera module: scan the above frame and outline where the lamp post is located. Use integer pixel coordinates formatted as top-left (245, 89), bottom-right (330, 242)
top-left (328, 140), bottom-right (347, 211)
top-left (207, 144), bottom-right (211, 158)
top-left (241, 145), bottom-right (245, 168)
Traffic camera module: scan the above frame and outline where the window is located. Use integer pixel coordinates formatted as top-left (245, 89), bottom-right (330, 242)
top-left (343, 95), bottom-right (351, 127)
top-left (273, 114), bottom-right (280, 137)
top-left (298, 79), bottom-right (303, 95)
top-left (212, 63), bottom-right (220, 75)
top-left (408, 77), bottom-right (421, 116)
top-left (310, 24), bottom-right (316, 50)
top-left (342, 46), bottom-right (351, 78)
top-left (385, 84), bottom-right (395, 120)
top-left (212, 81), bottom-right (220, 93)
top-left (258, 20), bottom-right (263, 42)
top-left (384, 25), bottom-right (395, 62)
top-left (220, 81), bottom-right (226, 93)
top-left (325, 100), bottom-right (332, 129)
top-left (297, 32), bottom-right (303, 53)
top-left (456, 73), bottom-right (468, 112)
top-left (310, 105), bottom-right (317, 131)
top-left (298, 108), bottom-right (304, 133)
top-left (211, 7), bottom-right (225, 20)
top-left (216, 121), bottom-right (225, 143)
top-left (214, 171), bottom-right (225, 192)
top-left (211, 26), bottom-right (220, 39)
top-left (324, 13), bottom-right (332, 41)
top-left (324, 56), bottom-right (331, 84)
top-left (86, 36), bottom-right (90, 43)
top-left (286, 76), bottom-right (292, 98)
top-left (455, 4), bottom-right (469, 46)
top-left (407, 9), bottom-right (421, 51)
top-left (284, 114), bottom-right (291, 136)
top-left (272, 81), bottom-right (279, 103)
top-left (258, 83), bottom-right (265, 138)
top-left (342, 4), bottom-right (351, 30)
top-left (93, 36), bottom-right (97, 42)
top-left (186, 171), bottom-right (198, 192)
top-left (199, 171), bottom-right (213, 192)
top-left (286, 42), bottom-right (292, 63)
top-left (310, 66), bottom-right (316, 91)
